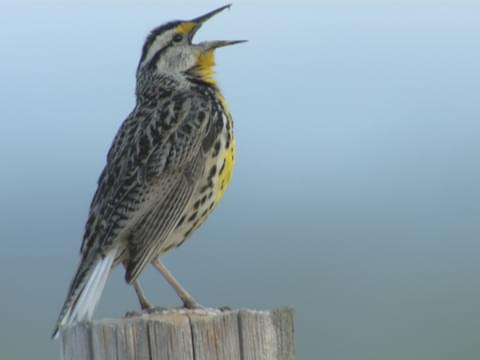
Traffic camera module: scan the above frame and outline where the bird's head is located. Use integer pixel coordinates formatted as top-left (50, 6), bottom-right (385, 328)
top-left (137, 4), bottom-right (245, 85)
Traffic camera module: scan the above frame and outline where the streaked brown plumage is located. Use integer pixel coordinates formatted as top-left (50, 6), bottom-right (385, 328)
top-left (53, 5), bottom-right (244, 338)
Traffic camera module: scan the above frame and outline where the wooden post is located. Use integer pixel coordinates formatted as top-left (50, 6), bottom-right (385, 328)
top-left (60, 307), bottom-right (295, 360)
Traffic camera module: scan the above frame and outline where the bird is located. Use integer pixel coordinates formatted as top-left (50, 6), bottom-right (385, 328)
top-left (53, 4), bottom-right (245, 338)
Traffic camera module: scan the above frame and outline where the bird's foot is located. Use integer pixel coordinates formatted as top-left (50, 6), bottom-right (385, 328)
top-left (145, 306), bottom-right (169, 314)
top-left (139, 298), bottom-right (154, 311)
top-left (182, 299), bottom-right (204, 310)
top-left (125, 310), bottom-right (142, 318)
top-left (125, 306), bottom-right (169, 317)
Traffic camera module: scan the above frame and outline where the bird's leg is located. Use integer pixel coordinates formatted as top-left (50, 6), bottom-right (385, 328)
top-left (151, 258), bottom-right (202, 309)
top-left (123, 261), bottom-right (153, 310)
top-left (131, 279), bottom-right (154, 310)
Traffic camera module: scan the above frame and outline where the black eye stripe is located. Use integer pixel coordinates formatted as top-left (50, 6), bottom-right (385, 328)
top-left (146, 40), bottom-right (174, 69)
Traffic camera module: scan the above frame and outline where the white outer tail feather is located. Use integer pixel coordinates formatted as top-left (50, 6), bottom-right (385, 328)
top-left (56, 247), bottom-right (117, 338)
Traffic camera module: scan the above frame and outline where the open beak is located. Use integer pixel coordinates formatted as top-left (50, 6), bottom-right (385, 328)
top-left (188, 4), bottom-right (247, 50)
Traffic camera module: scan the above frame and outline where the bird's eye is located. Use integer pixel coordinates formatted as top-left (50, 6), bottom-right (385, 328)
top-left (173, 34), bottom-right (183, 43)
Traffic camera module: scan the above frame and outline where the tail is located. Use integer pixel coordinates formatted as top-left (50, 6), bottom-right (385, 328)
top-left (52, 247), bottom-right (117, 339)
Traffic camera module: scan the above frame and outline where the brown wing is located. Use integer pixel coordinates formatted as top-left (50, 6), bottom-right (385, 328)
top-left (79, 91), bottom-right (215, 265)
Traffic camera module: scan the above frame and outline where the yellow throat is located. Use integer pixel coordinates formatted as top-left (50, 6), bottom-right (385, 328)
top-left (195, 50), bottom-right (217, 85)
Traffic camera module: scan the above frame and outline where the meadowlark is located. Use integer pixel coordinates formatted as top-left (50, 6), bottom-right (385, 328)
top-left (53, 4), bottom-right (244, 338)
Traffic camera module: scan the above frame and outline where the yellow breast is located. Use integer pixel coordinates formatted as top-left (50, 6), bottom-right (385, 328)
top-left (215, 136), bottom-right (235, 203)
top-left (193, 50), bottom-right (236, 204)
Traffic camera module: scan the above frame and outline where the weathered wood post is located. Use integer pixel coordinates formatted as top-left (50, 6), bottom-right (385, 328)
top-left (60, 307), bottom-right (295, 360)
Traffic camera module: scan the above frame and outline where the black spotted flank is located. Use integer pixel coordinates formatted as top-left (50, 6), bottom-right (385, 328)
top-left (188, 211), bottom-right (197, 222)
top-left (212, 141), bottom-right (221, 157)
top-left (193, 199), bottom-right (201, 210)
top-left (183, 219), bottom-right (199, 239)
top-left (200, 182), bottom-right (212, 193)
top-left (208, 165), bottom-right (217, 179)
top-left (225, 132), bottom-right (231, 149)
top-left (219, 159), bottom-right (226, 175)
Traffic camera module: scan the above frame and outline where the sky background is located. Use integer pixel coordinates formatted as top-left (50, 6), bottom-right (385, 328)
top-left (1, 0), bottom-right (479, 359)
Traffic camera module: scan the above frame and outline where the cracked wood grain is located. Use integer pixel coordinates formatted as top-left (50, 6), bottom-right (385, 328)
top-left (60, 308), bottom-right (295, 360)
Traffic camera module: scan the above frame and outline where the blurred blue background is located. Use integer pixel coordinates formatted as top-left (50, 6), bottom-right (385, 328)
top-left (1, 1), bottom-right (479, 359)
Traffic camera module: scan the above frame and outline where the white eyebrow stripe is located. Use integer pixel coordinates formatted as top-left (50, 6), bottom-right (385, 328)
top-left (140, 30), bottom-right (175, 68)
